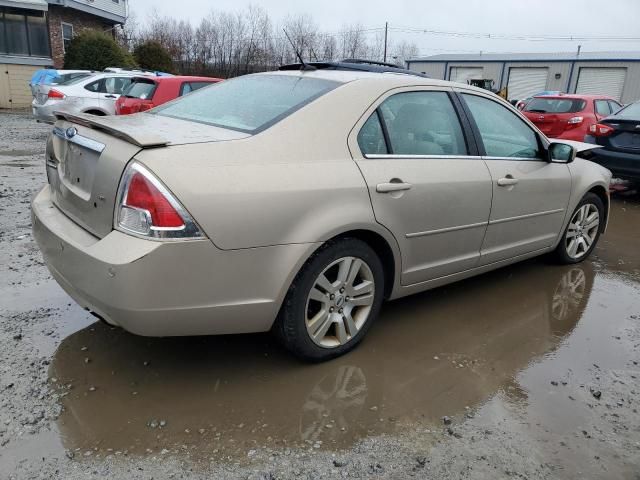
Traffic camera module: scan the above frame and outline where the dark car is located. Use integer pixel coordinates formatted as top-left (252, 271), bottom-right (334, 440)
top-left (584, 101), bottom-right (640, 183)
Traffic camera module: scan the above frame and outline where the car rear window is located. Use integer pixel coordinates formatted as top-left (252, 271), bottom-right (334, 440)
top-left (154, 74), bottom-right (340, 133)
top-left (123, 79), bottom-right (157, 100)
top-left (55, 72), bottom-right (92, 85)
top-left (525, 98), bottom-right (586, 114)
top-left (616, 102), bottom-right (640, 119)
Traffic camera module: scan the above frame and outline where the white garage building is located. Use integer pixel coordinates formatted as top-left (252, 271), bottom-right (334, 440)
top-left (406, 52), bottom-right (640, 104)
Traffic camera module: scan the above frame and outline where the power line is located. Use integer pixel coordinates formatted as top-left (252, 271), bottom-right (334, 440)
top-left (389, 25), bottom-right (640, 42)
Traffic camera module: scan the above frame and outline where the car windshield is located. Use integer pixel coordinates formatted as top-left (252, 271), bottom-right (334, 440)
top-left (124, 79), bottom-right (157, 100)
top-left (154, 74), bottom-right (341, 133)
top-left (615, 102), bottom-right (640, 119)
top-left (525, 98), bottom-right (586, 113)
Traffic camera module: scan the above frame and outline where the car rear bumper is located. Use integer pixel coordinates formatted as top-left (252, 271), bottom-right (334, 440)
top-left (32, 185), bottom-right (315, 337)
top-left (584, 139), bottom-right (640, 181)
top-left (32, 101), bottom-right (57, 123)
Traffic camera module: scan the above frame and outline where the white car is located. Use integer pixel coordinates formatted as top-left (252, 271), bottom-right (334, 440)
top-left (32, 73), bottom-right (142, 123)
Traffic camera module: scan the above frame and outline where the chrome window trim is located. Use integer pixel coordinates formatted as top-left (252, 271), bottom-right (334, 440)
top-left (52, 126), bottom-right (106, 154)
top-left (482, 156), bottom-right (545, 162)
top-left (364, 154), bottom-right (483, 160)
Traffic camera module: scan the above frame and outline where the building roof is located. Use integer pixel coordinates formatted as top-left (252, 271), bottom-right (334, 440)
top-left (0, 0), bottom-right (48, 10)
top-left (407, 51), bottom-right (640, 63)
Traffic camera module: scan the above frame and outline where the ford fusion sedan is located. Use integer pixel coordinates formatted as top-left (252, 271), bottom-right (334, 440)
top-left (32, 66), bottom-right (611, 361)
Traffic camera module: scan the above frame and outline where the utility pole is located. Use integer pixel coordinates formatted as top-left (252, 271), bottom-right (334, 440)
top-left (383, 22), bottom-right (388, 63)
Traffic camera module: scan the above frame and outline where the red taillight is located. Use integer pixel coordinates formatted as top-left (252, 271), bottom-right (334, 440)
top-left (116, 163), bottom-right (203, 239)
top-left (139, 102), bottom-right (154, 112)
top-left (48, 89), bottom-right (65, 99)
top-left (588, 123), bottom-right (615, 137)
top-left (125, 172), bottom-right (184, 228)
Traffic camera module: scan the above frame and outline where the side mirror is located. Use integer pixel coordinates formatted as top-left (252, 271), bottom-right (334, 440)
top-left (547, 142), bottom-right (576, 164)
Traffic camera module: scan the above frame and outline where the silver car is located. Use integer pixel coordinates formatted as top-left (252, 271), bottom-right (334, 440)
top-left (32, 69), bottom-right (611, 361)
top-left (32, 73), bottom-right (140, 123)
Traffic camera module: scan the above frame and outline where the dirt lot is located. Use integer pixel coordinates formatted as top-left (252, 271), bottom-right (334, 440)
top-left (1, 111), bottom-right (639, 479)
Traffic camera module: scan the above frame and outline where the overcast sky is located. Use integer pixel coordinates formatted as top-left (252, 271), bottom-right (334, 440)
top-left (130, 0), bottom-right (640, 57)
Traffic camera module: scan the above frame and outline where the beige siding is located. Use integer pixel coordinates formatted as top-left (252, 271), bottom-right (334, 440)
top-left (407, 62), bottom-right (446, 79)
top-left (568, 61), bottom-right (640, 104)
top-left (90, 0), bottom-right (127, 18)
top-left (0, 64), bottom-right (40, 109)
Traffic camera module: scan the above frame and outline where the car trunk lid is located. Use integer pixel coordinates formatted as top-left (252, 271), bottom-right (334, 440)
top-left (46, 113), bottom-right (250, 238)
top-left (525, 111), bottom-right (575, 137)
top-left (602, 118), bottom-right (640, 153)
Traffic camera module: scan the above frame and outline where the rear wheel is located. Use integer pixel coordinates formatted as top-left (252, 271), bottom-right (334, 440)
top-left (274, 238), bottom-right (385, 362)
top-left (554, 193), bottom-right (604, 264)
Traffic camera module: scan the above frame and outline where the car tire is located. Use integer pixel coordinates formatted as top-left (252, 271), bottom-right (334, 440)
top-left (274, 238), bottom-right (385, 362)
top-left (554, 192), bottom-right (604, 264)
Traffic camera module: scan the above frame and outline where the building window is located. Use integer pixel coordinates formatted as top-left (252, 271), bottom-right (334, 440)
top-left (0, 8), bottom-right (51, 57)
top-left (62, 22), bottom-right (73, 52)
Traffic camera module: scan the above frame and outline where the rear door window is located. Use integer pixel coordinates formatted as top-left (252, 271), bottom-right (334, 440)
top-left (104, 77), bottom-right (133, 94)
top-left (595, 100), bottom-right (611, 116)
top-left (84, 79), bottom-right (103, 92)
top-left (377, 91), bottom-right (467, 156)
top-left (463, 93), bottom-right (542, 159)
top-left (358, 113), bottom-right (388, 155)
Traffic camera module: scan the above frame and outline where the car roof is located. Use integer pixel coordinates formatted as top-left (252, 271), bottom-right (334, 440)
top-left (533, 94), bottom-right (615, 100)
top-left (131, 75), bottom-right (222, 83)
top-left (279, 59), bottom-right (430, 78)
top-left (261, 68), bottom-right (466, 91)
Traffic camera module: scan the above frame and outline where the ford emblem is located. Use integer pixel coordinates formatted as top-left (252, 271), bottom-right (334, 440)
top-left (66, 127), bottom-right (77, 138)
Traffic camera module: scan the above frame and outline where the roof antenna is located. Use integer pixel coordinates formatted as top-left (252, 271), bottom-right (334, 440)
top-left (283, 29), bottom-right (316, 71)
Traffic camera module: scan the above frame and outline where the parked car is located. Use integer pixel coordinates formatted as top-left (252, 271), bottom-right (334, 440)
top-left (515, 91), bottom-right (562, 110)
top-left (115, 75), bottom-right (222, 115)
top-left (584, 101), bottom-right (640, 183)
top-left (32, 73), bottom-right (142, 123)
top-left (523, 94), bottom-right (623, 141)
top-left (32, 63), bottom-right (611, 361)
top-left (29, 69), bottom-right (93, 96)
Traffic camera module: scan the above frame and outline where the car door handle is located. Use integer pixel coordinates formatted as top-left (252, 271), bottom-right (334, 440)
top-left (104, 94), bottom-right (117, 98)
top-left (376, 182), bottom-right (413, 193)
top-left (497, 176), bottom-right (519, 187)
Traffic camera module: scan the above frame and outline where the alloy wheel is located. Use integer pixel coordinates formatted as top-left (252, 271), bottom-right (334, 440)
top-left (305, 256), bottom-right (375, 348)
top-left (565, 203), bottom-right (600, 260)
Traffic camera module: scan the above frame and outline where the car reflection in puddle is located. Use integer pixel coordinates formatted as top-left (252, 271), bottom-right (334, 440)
top-left (50, 261), bottom-right (592, 459)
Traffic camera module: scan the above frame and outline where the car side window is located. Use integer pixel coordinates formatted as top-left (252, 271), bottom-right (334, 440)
top-left (608, 101), bottom-right (622, 114)
top-left (462, 93), bottom-right (542, 159)
top-left (180, 82), bottom-right (193, 96)
top-left (104, 77), bottom-right (132, 94)
top-left (84, 80), bottom-right (102, 93)
top-left (378, 91), bottom-right (467, 156)
top-left (357, 112), bottom-right (388, 155)
top-left (595, 100), bottom-right (610, 116)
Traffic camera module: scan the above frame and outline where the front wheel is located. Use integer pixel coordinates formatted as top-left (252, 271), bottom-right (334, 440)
top-left (274, 238), bottom-right (385, 362)
top-left (554, 193), bottom-right (604, 264)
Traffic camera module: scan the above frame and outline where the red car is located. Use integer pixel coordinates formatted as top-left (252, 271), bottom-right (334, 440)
top-left (522, 94), bottom-right (622, 141)
top-left (115, 75), bottom-right (222, 115)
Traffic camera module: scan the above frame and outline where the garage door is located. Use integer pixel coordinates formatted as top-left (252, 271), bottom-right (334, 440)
top-left (576, 68), bottom-right (626, 101)
top-left (449, 67), bottom-right (483, 85)
top-left (507, 67), bottom-right (548, 101)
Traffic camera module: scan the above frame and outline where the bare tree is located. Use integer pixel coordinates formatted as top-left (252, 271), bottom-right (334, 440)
top-left (129, 8), bottom-right (419, 77)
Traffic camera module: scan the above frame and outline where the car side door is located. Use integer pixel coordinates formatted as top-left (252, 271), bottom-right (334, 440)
top-left (458, 91), bottom-right (572, 265)
top-left (99, 76), bottom-right (133, 114)
top-left (350, 88), bottom-right (493, 286)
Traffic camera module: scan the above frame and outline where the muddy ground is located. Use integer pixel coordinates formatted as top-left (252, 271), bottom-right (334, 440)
top-left (1, 111), bottom-right (639, 479)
